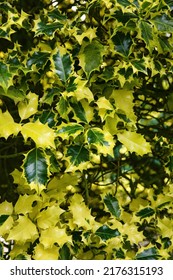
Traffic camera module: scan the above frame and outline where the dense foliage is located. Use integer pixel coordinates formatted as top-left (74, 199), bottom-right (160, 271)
top-left (1, 0), bottom-right (173, 260)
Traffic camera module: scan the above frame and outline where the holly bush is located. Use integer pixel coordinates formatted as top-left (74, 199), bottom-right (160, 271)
top-left (0, 0), bottom-right (173, 260)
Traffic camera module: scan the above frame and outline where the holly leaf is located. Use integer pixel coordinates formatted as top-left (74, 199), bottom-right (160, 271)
top-left (95, 225), bottom-right (120, 241)
top-left (40, 227), bottom-right (72, 248)
top-left (139, 20), bottom-right (153, 50)
top-left (66, 144), bottom-right (91, 172)
top-left (69, 194), bottom-right (96, 230)
top-left (78, 40), bottom-right (104, 78)
top-left (0, 216), bottom-right (14, 236)
top-left (27, 51), bottom-right (50, 69)
top-left (14, 194), bottom-right (40, 215)
top-left (33, 244), bottom-right (59, 260)
top-left (87, 128), bottom-right (115, 156)
top-left (21, 120), bottom-right (55, 148)
top-left (136, 247), bottom-right (160, 260)
top-left (57, 123), bottom-right (84, 140)
top-left (0, 201), bottom-right (13, 215)
top-left (0, 62), bottom-right (13, 92)
top-left (104, 194), bottom-right (121, 218)
top-left (36, 205), bottom-right (64, 230)
top-left (52, 51), bottom-right (72, 83)
top-left (0, 110), bottom-right (21, 139)
top-left (152, 14), bottom-right (173, 32)
top-left (7, 216), bottom-right (38, 244)
top-left (136, 207), bottom-right (155, 219)
top-left (111, 89), bottom-right (136, 122)
top-left (34, 21), bottom-right (63, 37)
top-left (18, 92), bottom-right (38, 120)
top-left (23, 148), bottom-right (48, 193)
top-left (112, 32), bottom-right (132, 57)
top-left (117, 131), bottom-right (151, 156)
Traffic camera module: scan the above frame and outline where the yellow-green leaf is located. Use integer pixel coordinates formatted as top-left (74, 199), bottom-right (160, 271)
top-left (111, 89), bottom-right (136, 122)
top-left (0, 201), bottom-right (13, 215)
top-left (117, 131), bottom-right (151, 156)
top-left (69, 194), bottom-right (96, 230)
top-left (0, 110), bottom-right (21, 139)
top-left (40, 227), bottom-right (72, 248)
top-left (21, 120), bottom-right (55, 148)
top-left (33, 243), bottom-right (59, 260)
top-left (7, 216), bottom-right (38, 244)
top-left (18, 92), bottom-right (38, 120)
top-left (0, 216), bottom-right (14, 236)
top-left (36, 205), bottom-right (64, 229)
top-left (14, 194), bottom-right (40, 215)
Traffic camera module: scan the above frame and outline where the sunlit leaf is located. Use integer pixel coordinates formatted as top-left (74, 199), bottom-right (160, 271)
top-left (33, 243), bottom-right (59, 260)
top-left (0, 110), bottom-right (21, 139)
top-left (7, 216), bottom-right (38, 244)
top-left (21, 120), bottom-right (55, 148)
top-left (18, 92), bottom-right (38, 120)
top-left (117, 131), bottom-right (151, 156)
top-left (40, 227), bottom-right (72, 248)
top-left (69, 194), bottom-right (96, 230)
top-left (36, 205), bottom-right (64, 229)
top-left (111, 89), bottom-right (136, 122)
top-left (0, 201), bottom-right (13, 215)
top-left (14, 194), bottom-right (40, 215)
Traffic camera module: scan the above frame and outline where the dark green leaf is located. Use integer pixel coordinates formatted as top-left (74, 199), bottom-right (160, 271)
top-left (72, 102), bottom-right (87, 123)
top-left (131, 59), bottom-right (148, 74)
top-left (0, 215), bottom-right (9, 226)
top-left (36, 21), bottom-right (63, 36)
top-left (152, 14), bottom-right (173, 32)
top-left (136, 207), bottom-right (155, 219)
top-left (48, 9), bottom-right (67, 21)
top-left (39, 110), bottom-right (55, 128)
top-left (67, 145), bottom-right (89, 166)
top-left (112, 32), bottom-right (132, 57)
top-left (0, 62), bottom-right (12, 92)
top-left (59, 244), bottom-right (72, 260)
top-left (24, 148), bottom-right (48, 186)
top-left (136, 247), bottom-right (160, 260)
top-left (140, 20), bottom-right (153, 47)
top-left (53, 52), bottom-right (72, 83)
top-left (27, 52), bottom-right (50, 69)
top-left (56, 96), bottom-right (69, 116)
top-left (158, 36), bottom-right (173, 52)
top-left (117, 0), bottom-right (131, 7)
top-left (79, 40), bottom-right (104, 77)
top-left (104, 194), bottom-right (121, 218)
top-left (96, 225), bottom-right (120, 241)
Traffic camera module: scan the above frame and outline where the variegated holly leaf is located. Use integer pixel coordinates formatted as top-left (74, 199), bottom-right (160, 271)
top-left (23, 148), bottom-right (48, 193)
